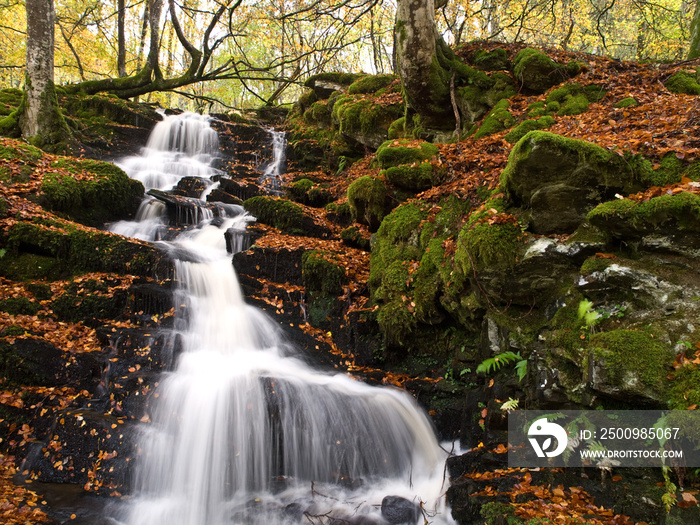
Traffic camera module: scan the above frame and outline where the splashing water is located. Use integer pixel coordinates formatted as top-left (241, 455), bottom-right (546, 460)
top-left (111, 113), bottom-right (455, 525)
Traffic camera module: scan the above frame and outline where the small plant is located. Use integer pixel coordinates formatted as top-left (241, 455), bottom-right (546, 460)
top-left (500, 397), bottom-right (520, 411)
top-left (477, 351), bottom-right (527, 382)
top-left (577, 298), bottom-right (599, 329)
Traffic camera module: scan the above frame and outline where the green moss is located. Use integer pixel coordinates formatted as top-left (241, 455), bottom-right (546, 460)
top-left (504, 115), bottom-right (556, 144)
top-left (0, 140), bottom-right (44, 163)
top-left (0, 297), bottom-right (41, 315)
top-left (480, 502), bottom-right (521, 525)
top-left (580, 255), bottom-right (614, 276)
top-left (653, 152), bottom-right (684, 186)
top-left (383, 162), bottom-right (438, 191)
top-left (616, 97), bottom-right (638, 108)
top-left (455, 221), bottom-right (523, 275)
top-left (526, 101), bottom-right (546, 118)
top-left (473, 99), bottom-right (515, 139)
top-left (472, 48), bottom-right (509, 71)
top-left (41, 158), bottom-right (143, 227)
top-left (501, 131), bottom-right (651, 204)
top-left (287, 178), bottom-right (332, 207)
top-left (665, 70), bottom-right (700, 95)
top-left (301, 250), bottom-right (346, 295)
top-left (587, 191), bottom-right (700, 237)
top-left (325, 202), bottom-right (353, 226)
top-left (243, 196), bottom-right (306, 233)
top-left (376, 139), bottom-right (439, 169)
top-left (669, 365), bottom-right (700, 409)
top-left (340, 226), bottom-right (370, 250)
top-left (589, 329), bottom-right (671, 390)
top-left (347, 175), bottom-right (387, 229)
top-left (331, 95), bottom-right (403, 140)
top-left (348, 74), bottom-right (397, 94)
top-left (545, 83), bottom-right (604, 117)
top-left (52, 279), bottom-right (128, 323)
top-left (3, 218), bottom-right (165, 279)
top-left (387, 117), bottom-right (406, 139)
top-left (512, 48), bottom-right (562, 93)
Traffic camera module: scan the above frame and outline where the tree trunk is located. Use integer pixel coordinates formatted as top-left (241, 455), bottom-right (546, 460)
top-left (394, 0), bottom-right (455, 130)
top-left (689, 0), bottom-right (700, 59)
top-left (118, 0), bottom-right (126, 77)
top-left (19, 0), bottom-right (73, 151)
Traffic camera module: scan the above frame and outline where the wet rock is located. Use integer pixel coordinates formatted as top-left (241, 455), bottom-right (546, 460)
top-left (172, 176), bottom-right (211, 197)
top-left (381, 495), bottom-right (421, 524)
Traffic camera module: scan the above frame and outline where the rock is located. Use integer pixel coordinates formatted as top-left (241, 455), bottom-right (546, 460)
top-left (380, 495), bottom-right (421, 525)
top-left (501, 131), bottom-right (647, 234)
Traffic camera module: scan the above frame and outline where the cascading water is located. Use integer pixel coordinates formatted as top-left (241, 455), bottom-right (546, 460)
top-left (111, 112), bottom-right (455, 525)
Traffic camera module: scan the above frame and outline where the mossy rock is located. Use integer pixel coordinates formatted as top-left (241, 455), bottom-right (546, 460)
top-left (512, 48), bottom-right (566, 93)
top-left (0, 297), bottom-right (41, 316)
top-left (388, 117), bottom-right (407, 140)
top-left (504, 116), bottom-right (555, 144)
top-left (544, 83), bottom-right (606, 117)
top-left (616, 97), bottom-right (638, 108)
top-left (588, 329), bottom-right (671, 402)
top-left (339, 226), bottom-right (370, 250)
top-left (501, 131), bottom-right (650, 234)
top-left (41, 158), bottom-right (144, 227)
top-left (383, 163), bottom-right (440, 191)
top-left (302, 250), bottom-right (346, 295)
top-left (52, 278), bottom-right (129, 324)
top-left (331, 95), bottom-right (403, 149)
top-left (376, 139), bottom-right (439, 169)
top-left (286, 178), bottom-right (333, 207)
top-left (665, 70), bottom-right (700, 95)
top-left (587, 191), bottom-right (700, 247)
top-left (243, 196), bottom-right (307, 234)
top-left (3, 219), bottom-right (167, 279)
top-left (455, 221), bottom-right (524, 275)
top-left (325, 201), bottom-right (353, 226)
top-left (456, 72), bottom-right (516, 128)
top-left (348, 74), bottom-right (397, 95)
top-left (473, 99), bottom-right (515, 139)
top-left (347, 175), bottom-right (387, 230)
top-left (0, 139), bottom-right (44, 163)
top-left (472, 48), bottom-right (510, 71)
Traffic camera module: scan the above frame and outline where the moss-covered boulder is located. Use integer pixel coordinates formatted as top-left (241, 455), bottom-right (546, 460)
top-left (587, 329), bottom-right (672, 403)
top-left (41, 158), bottom-right (144, 227)
top-left (376, 139), bottom-right (439, 168)
top-left (472, 48), bottom-right (510, 71)
top-left (286, 178), bottom-right (333, 207)
top-left (504, 115), bottom-right (555, 143)
top-left (348, 74), bottom-right (397, 95)
top-left (347, 176), bottom-right (387, 230)
top-left (587, 191), bottom-right (700, 250)
top-left (512, 48), bottom-right (569, 93)
top-left (545, 82), bottom-right (606, 116)
top-left (501, 131), bottom-right (650, 234)
top-left (243, 196), bottom-right (311, 234)
top-left (331, 94), bottom-right (403, 149)
top-left (456, 72), bottom-right (516, 129)
top-left (472, 99), bottom-right (515, 139)
top-left (665, 70), bottom-right (700, 95)
top-left (1, 218), bottom-right (168, 279)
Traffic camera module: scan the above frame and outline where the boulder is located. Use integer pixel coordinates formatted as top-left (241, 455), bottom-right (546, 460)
top-left (501, 131), bottom-right (646, 234)
top-left (380, 495), bottom-right (421, 525)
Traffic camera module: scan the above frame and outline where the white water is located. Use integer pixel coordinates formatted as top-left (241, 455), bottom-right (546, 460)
top-left (111, 113), bottom-right (454, 525)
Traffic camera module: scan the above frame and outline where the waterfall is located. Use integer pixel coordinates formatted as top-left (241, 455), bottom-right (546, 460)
top-left (111, 113), bottom-right (454, 525)
top-left (260, 130), bottom-right (286, 194)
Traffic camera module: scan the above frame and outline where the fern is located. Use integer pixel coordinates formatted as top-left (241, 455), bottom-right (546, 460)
top-left (477, 351), bottom-right (522, 375)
